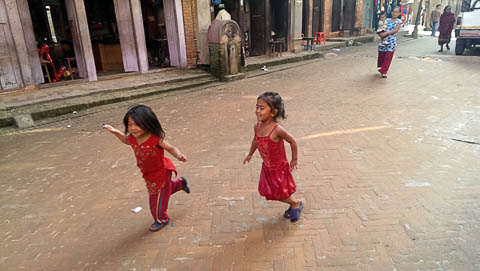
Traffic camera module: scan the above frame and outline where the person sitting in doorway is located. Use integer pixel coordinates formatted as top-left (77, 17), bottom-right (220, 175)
top-left (37, 40), bottom-right (66, 83)
top-left (60, 40), bottom-right (75, 59)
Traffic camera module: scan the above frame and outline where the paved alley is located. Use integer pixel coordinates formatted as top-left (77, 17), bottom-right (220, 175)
top-left (1, 36), bottom-right (479, 271)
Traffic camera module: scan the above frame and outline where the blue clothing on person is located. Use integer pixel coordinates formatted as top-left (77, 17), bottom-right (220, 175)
top-left (378, 19), bottom-right (402, 52)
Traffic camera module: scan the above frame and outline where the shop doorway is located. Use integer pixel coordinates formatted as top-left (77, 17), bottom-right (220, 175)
top-left (301, 0), bottom-right (309, 36)
top-left (312, 0), bottom-right (323, 33)
top-left (249, 0), bottom-right (266, 56)
top-left (84, 0), bottom-right (123, 76)
top-left (27, 0), bottom-right (77, 83)
top-left (140, 0), bottom-right (170, 69)
top-left (271, 0), bottom-right (288, 44)
top-left (342, 0), bottom-right (356, 30)
top-left (331, 0), bottom-right (341, 32)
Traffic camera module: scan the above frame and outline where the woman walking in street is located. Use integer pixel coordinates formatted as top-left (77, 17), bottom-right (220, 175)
top-left (377, 6), bottom-right (402, 78)
top-left (438, 6), bottom-right (456, 52)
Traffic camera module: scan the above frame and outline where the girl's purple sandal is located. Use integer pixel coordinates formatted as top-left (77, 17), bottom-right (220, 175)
top-left (288, 202), bottom-right (304, 223)
top-left (150, 221), bottom-right (169, 232)
top-left (283, 207), bottom-right (292, 218)
top-left (181, 177), bottom-right (190, 193)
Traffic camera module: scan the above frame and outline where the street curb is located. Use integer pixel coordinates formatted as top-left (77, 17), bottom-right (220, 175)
top-left (1, 76), bottom-right (217, 128)
top-left (246, 51), bottom-right (326, 72)
top-left (1, 35), bottom-right (376, 129)
top-left (245, 35), bottom-right (374, 72)
top-left (4, 74), bottom-right (212, 111)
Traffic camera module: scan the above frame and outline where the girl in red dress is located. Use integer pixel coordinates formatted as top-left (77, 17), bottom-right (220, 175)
top-left (104, 105), bottom-right (190, 232)
top-left (243, 92), bottom-right (304, 222)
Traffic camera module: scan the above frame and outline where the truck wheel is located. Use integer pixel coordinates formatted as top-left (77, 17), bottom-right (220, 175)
top-left (455, 39), bottom-right (466, 55)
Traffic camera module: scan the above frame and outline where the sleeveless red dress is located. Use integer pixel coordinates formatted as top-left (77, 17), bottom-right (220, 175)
top-left (128, 135), bottom-right (177, 195)
top-left (255, 124), bottom-right (296, 200)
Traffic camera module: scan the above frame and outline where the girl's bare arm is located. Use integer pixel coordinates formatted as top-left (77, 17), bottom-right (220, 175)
top-left (104, 125), bottom-right (128, 145)
top-left (243, 137), bottom-right (257, 164)
top-left (276, 126), bottom-right (298, 169)
top-left (159, 140), bottom-right (187, 162)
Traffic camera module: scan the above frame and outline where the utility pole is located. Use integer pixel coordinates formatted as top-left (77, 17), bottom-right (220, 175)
top-left (412, 0), bottom-right (424, 38)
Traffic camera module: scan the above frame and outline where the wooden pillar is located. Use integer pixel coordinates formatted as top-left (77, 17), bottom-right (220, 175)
top-left (164, 0), bottom-right (187, 67)
top-left (355, 0), bottom-right (363, 29)
top-left (17, 0), bottom-right (43, 85)
top-left (287, 0), bottom-right (291, 51)
top-left (307, 0), bottom-right (313, 36)
top-left (0, 0), bottom-right (23, 90)
top-left (114, 0), bottom-right (139, 72)
top-left (265, 0), bottom-right (271, 55)
top-left (130, 0), bottom-right (148, 73)
top-left (113, 0), bottom-right (148, 73)
top-left (65, 0), bottom-right (97, 81)
top-left (4, 0), bottom-right (34, 86)
top-left (290, 0), bottom-right (303, 52)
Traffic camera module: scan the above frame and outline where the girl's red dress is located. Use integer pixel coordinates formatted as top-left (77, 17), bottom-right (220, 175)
top-left (128, 134), bottom-right (177, 194)
top-left (255, 124), bottom-right (296, 200)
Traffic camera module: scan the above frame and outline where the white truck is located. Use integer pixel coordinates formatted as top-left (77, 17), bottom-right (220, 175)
top-left (455, 0), bottom-right (480, 55)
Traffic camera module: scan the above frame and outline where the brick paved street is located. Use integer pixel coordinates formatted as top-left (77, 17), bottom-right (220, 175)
top-left (1, 36), bottom-right (479, 271)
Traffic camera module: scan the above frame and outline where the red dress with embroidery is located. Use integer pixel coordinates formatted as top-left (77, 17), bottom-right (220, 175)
top-left (255, 124), bottom-right (296, 200)
top-left (128, 135), bottom-right (177, 195)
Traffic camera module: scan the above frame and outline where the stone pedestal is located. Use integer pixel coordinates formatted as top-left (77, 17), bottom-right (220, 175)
top-left (207, 20), bottom-right (243, 80)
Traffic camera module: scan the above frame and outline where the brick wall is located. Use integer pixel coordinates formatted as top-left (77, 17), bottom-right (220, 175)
top-left (355, 0), bottom-right (363, 28)
top-left (182, 0), bottom-right (197, 67)
top-left (322, 0), bottom-right (364, 38)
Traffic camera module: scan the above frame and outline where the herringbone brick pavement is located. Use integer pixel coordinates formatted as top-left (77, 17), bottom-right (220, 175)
top-left (1, 37), bottom-right (479, 270)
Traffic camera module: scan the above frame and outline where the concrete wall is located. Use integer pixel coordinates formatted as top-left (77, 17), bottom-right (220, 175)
top-left (195, 0), bottom-right (210, 65)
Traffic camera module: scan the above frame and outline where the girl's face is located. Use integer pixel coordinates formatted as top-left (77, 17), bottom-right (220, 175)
top-left (256, 98), bottom-right (276, 122)
top-left (127, 117), bottom-right (146, 138)
top-left (391, 8), bottom-right (400, 19)
top-left (380, 14), bottom-right (386, 21)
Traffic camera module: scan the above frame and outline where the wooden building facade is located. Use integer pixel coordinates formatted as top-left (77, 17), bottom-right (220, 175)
top-left (0, 0), bottom-right (194, 91)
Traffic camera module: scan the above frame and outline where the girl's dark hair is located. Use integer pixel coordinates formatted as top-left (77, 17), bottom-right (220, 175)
top-left (258, 92), bottom-right (286, 121)
top-left (123, 104), bottom-right (165, 139)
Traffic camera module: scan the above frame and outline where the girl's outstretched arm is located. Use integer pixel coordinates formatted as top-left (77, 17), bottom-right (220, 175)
top-left (159, 140), bottom-right (187, 162)
top-left (104, 125), bottom-right (128, 145)
top-left (243, 136), bottom-right (257, 165)
top-left (277, 126), bottom-right (298, 170)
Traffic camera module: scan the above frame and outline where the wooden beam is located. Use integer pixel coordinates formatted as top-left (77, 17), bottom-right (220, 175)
top-left (114, 0), bottom-right (139, 72)
top-left (5, 0), bottom-right (34, 85)
top-left (65, 0), bottom-right (97, 81)
top-left (17, 0), bottom-right (44, 85)
top-left (129, 0), bottom-right (148, 73)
